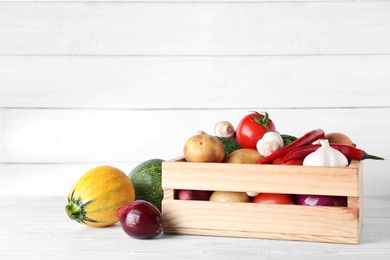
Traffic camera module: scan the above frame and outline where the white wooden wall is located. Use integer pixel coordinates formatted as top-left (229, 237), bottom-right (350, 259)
top-left (1, 0), bottom-right (389, 197)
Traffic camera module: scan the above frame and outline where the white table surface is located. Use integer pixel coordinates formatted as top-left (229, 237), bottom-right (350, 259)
top-left (1, 196), bottom-right (389, 260)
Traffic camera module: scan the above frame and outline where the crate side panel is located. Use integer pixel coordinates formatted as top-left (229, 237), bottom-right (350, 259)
top-left (162, 161), bottom-right (360, 196)
top-left (163, 189), bottom-right (174, 200)
top-left (163, 227), bottom-right (359, 244)
top-left (162, 200), bottom-right (359, 238)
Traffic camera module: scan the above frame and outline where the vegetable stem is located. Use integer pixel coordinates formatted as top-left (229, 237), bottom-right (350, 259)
top-left (65, 200), bottom-right (83, 221)
top-left (363, 152), bottom-right (384, 160)
top-left (250, 111), bottom-right (270, 131)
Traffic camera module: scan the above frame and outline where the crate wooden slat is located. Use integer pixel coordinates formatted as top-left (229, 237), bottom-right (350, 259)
top-left (162, 157), bottom-right (363, 244)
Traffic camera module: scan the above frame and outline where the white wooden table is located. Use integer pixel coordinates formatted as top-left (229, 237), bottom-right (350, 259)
top-left (1, 196), bottom-right (389, 259)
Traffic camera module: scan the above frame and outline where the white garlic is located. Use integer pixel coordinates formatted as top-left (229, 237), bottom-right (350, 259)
top-left (303, 139), bottom-right (348, 167)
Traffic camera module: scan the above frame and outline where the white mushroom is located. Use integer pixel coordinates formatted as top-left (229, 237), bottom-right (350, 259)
top-left (214, 121), bottom-right (235, 139)
top-left (256, 132), bottom-right (284, 157)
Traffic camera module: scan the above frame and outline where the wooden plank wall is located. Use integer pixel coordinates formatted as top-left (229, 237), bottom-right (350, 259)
top-left (1, 0), bottom-right (389, 197)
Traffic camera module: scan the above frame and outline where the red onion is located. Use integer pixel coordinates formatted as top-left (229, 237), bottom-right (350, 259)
top-left (296, 195), bottom-right (347, 207)
top-left (117, 200), bottom-right (163, 239)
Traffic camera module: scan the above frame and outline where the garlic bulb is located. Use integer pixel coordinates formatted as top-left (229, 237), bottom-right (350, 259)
top-left (214, 121), bottom-right (235, 139)
top-left (303, 139), bottom-right (348, 167)
top-left (256, 132), bottom-right (284, 157)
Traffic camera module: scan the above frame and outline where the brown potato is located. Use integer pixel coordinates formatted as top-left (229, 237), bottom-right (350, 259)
top-left (209, 191), bottom-right (251, 202)
top-left (183, 133), bottom-right (225, 163)
top-left (223, 148), bottom-right (263, 164)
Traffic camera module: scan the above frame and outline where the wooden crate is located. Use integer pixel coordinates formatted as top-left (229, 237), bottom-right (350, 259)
top-left (161, 157), bottom-right (363, 244)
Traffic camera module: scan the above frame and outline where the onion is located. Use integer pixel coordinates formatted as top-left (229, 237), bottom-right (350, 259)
top-left (117, 200), bottom-right (163, 239)
top-left (296, 195), bottom-right (347, 207)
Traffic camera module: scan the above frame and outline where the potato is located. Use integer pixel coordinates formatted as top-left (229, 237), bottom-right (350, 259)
top-left (183, 133), bottom-right (225, 163)
top-left (209, 191), bottom-right (251, 203)
top-left (223, 148), bottom-right (263, 164)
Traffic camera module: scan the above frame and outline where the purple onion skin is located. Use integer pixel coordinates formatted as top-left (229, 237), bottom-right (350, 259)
top-left (296, 195), bottom-right (347, 207)
top-left (177, 190), bottom-right (211, 201)
top-left (117, 200), bottom-right (163, 239)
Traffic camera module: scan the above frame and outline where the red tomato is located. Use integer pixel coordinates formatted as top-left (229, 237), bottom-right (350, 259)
top-left (235, 112), bottom-right (276, 149)
top-left (252, 193), bottom-right (294, 204)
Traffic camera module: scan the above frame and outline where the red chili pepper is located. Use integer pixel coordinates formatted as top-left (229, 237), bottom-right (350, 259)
top-left (257, 129), bottom-right (325, 164)
top-left (283, 158), bottom-right (304, 165)
top-left (282, 143), bottom-right (384, 163)
top-left (272, 157), bottom-right (284, 164)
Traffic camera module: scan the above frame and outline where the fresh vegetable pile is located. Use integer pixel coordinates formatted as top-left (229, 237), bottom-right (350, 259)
top-left (179, 111), bottom-right (384, 206)
top-left (65, 110), bottom-right (384, 240)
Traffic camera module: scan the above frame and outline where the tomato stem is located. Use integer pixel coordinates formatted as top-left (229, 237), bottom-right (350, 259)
top-left (250, 111), bottom-right (270, 131)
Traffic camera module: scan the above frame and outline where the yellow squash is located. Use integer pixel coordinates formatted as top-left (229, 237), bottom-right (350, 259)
top-left (65, 166), bottom-right (135, 227)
